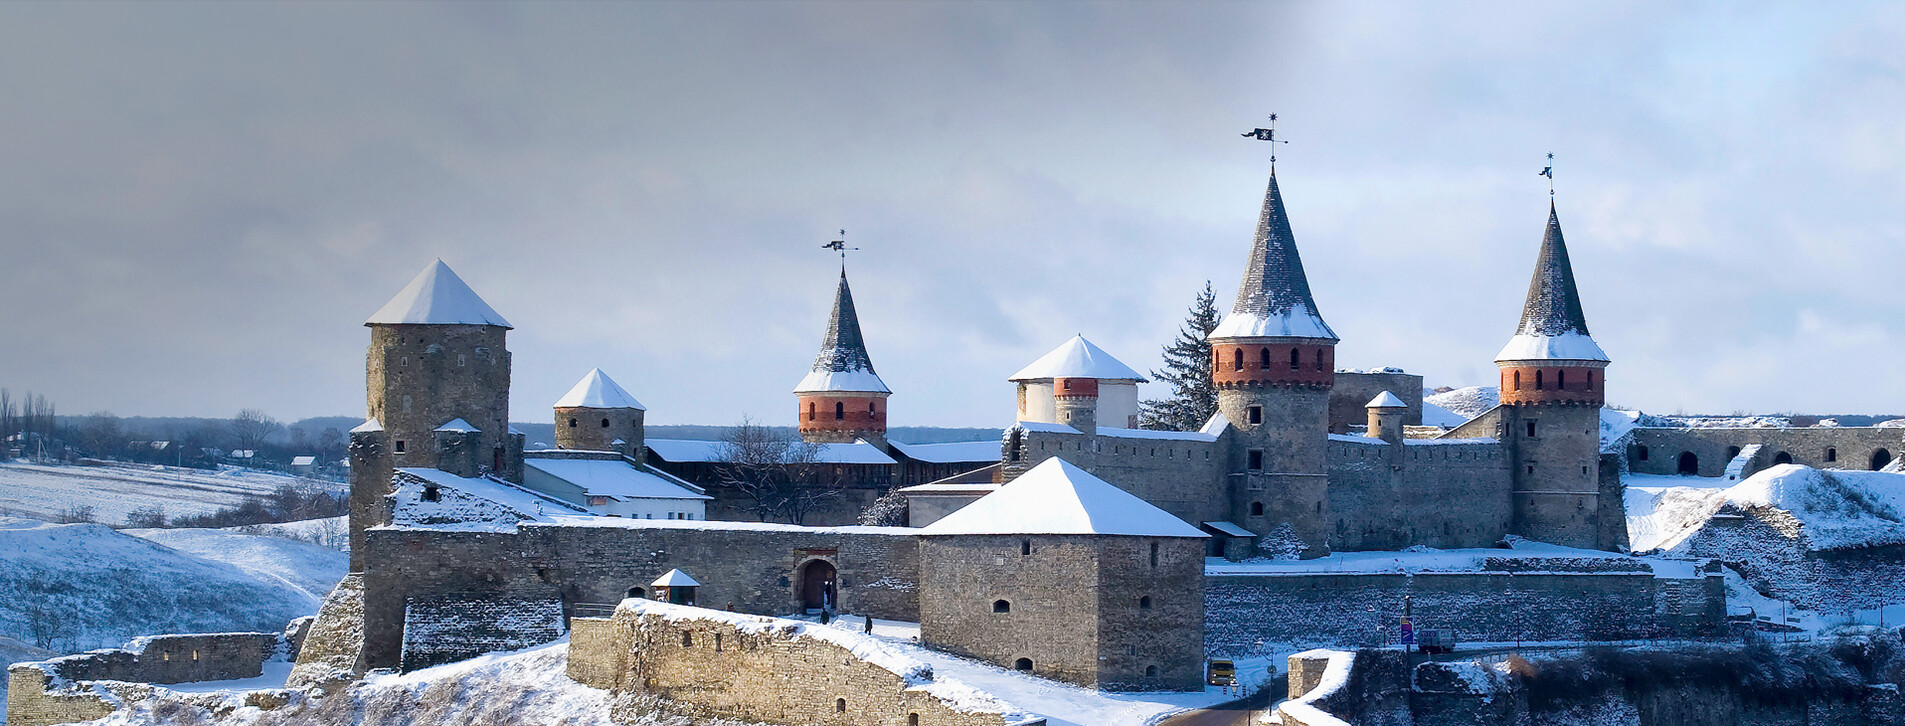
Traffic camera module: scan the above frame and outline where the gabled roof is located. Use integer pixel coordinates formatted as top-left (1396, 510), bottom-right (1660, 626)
top-left (651, 568), bottom-right (701, 587)
top-left (920, 457), bottom-right (1206, 537)
top-left (435, 418), bottom-right (479, 433)
top-left (1210, 172), bottom-right (1337, 342)
top-left (1496, 204), bottom-right (1607, 363)
top-left (1007, 335), bottom-right (1147, 382)
top-left (554, 368), bottom-right (646, 410)
top-left (351, 418), bottom-right (383, 434)
top-left (366, 259), bottom-right (512, 328)
top-left (1366, 391), bottom-right (1407, 409)
top-left (794, 271), bottom-right (889, 394)
top-left (524, 458), bottom-right (709, 501)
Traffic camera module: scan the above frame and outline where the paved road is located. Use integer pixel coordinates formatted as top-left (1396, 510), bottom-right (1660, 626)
top-left (1156, 685), bottom-right (1277, 726)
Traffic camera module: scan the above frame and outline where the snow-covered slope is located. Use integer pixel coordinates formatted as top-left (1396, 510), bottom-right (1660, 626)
top-left (1628, 465), bottom-right (1905, 553)
top-left (0, 461), bottom-right (340, 526)
top-left (125, 526), bottom-right (348, 602)
top-left (1424, 386), bottom-right (1498, 420)
top-left (0, 518), bottom-right (334, 653)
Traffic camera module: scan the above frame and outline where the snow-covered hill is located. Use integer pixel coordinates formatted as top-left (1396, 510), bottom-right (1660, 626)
top-left (0, 518), bottom-right (342, 653)
top-left (0, 461), bottom-right (341, 526)
top-left (126, 526), bottom-right (348, 602)
top-left (1424, 386), bottom-right (1498, 420)
top-left (1626, 465), bottom-right (1905, 553)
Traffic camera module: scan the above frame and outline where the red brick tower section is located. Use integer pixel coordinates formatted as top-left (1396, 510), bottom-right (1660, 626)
top-left (793, 270), bottom-right (891, 444)
top-left (1052, 377), bottom-right (1099, 434)
top-left (1209, 169), bottom-right (1338, 557)
top-left (1496, 203), bottom-right (1612, 550)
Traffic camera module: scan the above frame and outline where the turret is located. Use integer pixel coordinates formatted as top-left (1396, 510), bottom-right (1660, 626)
top-left (553, 368), bottom-right (647, 460)
top-left (1008, 335), bottom-right (1147, 433)
top-left (349, 260), bottom-right (522, 570)
top-left (1495, 203), bottom-right (1612, 549)
top-left (1365, 391), bottom-right (1406, 445)
top-left (1208, 169), bottom-right (1336, 556)
top-left (793, 270), bottom-right (891, 444)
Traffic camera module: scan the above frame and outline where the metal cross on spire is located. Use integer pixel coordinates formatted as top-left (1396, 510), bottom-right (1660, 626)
top-left (1538, 153), bottom-right (1555, 198)
top-left (1241, 113), bottom-right (1289, 169)
top-left (821, 229), bottom-right (858, 269)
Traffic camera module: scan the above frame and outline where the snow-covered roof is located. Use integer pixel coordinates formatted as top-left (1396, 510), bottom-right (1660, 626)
top-left (1211, 172), bottom-right (1337, 343)
top-left (523, 458), bottom-right (710, 501)
top-left (896, 481), bottom-right (1001, 494)
top-left (793, 370), bottom-right (891, 394)
top-left (1495, 331), bottom-right (1609, 363)
top-left (1011, 421), bottom-right (1080, 435)
top-left (1007, 335), bottom-right (1146, 382)
top-left (1200, 412), bottom-right (1231, 436)
top-left (1203, 521), bottom-right (1256, 538)
top-left (1095, 426), bottom-right (1218, 442)
top-left (389, 468), bottom-right (587, 531)
top-left (290, 456), bottom-right (317, 466)
top-left (351, 418), bottom-right (383, 434)
top-left (1495, 205), bottom-right (1606, 362)
top-left (651, 568), bottom-right (700, 587)
top-left (644, 438), bottom-right (898, 465)
top-left (435, 418), bottom-right (480, 433)
top-left (365, 259), bottom-right (512, 328)
top-left (554, 368), bottom-right (646, 410)
top-left (888, 440), bottom-right (1000, 464)
top-left (920, 458), bottom-right (1206, 538)
top-left (1365, 391), bottom-right (1407, 409)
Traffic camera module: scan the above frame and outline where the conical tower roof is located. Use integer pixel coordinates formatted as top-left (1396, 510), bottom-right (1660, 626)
top-left (1210, 172), bottom-right (1337, 341)
top-left (554, 368), bottom-right (646, 410)
top-left (1496, 204), bottom-right (1608, 362)
top-left (365, 259), bottom-right (512, 328)
top-left (793, 271), bottom-right (890, 394)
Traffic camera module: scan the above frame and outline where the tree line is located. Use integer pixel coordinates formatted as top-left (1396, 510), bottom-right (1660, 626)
top-left (0, 389), bottom-right (346, 474)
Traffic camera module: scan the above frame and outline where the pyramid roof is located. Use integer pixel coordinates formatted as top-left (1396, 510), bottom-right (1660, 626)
top-left (793, 270), bottom-right (890, 394)
top-left (651, 568), bottom-right (701, 587)
top-left (1496, 204), bottom-right (1608, 362)
top-left (920, 458), bottom-right (1205, 538)
top-left (555, 368), bottom-right (646, 410)
top-left (1008, 335), bottom-right (1147, 382)
top-left (1366, 391), bottom-right (1407, 409)
top-left (1210, 172), bottom-right (1337, 342)
top-left (365, 259), bottom-right (513, 328)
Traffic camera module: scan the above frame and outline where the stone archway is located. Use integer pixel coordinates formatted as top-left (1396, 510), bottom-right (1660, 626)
top-left (1773, 451), bottom-right (1793, 465)
top-left (1873, 449), bottom-right (1893, 471)
top-left (798, 560), bottom-right (837, 612)
top-left (1677, 451), bottom-right (1699, 475)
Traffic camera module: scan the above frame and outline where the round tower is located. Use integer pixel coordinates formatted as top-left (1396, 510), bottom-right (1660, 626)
top-left (794, 270), bottom-right (891, 444)
top-left (1365, 391), bottom-right (1407, 445)
top-left (1052, 377), bottom-right (1099, 434)
top-left (553, 368), bottom-right (647, 459)
top-left (1008, 335), bottom-right (1147, 432)
top-left (1208, 169), bottom-right (1337, 557)
top-left (1496, 203), bottom-right (1611, 550)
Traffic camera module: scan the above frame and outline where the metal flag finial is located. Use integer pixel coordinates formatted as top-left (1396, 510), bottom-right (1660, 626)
top-left (821, 229), bottom-right (858, 269)
top-left (1538, 153), bottom-right (1555, 198)
top-left (1241, 113), bottom-right (1288, 169)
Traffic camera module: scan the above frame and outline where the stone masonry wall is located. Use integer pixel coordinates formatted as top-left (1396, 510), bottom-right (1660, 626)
top-left (7, 633), bottom-right (279, 726)
top-left (1330, 371), bottom-right (1424, 432)
top-left (571, 601), bottom-right (1043, 726)
top-left (1008, 431), bottom-right (1226, 532)
top-left (287, 573), bottom-right (367, 690)
top-left (1630, 427), bottom-right (1904, 478)
top-left (1326, 437), bottom-right (1513, 551)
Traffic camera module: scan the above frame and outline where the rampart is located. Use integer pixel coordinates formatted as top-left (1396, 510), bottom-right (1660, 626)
top-left (1006, 426), bottom-right (1227, 529)
top-left (567, 600), bottom-right (1045, 726)
top-left (1329, 371), bottom-right (1424, 432)
top-left (1631, 426), bottom-right (1902, 478)
top-left (1326, 436), bottom-right (1512, 550)
top-left (6, 632), bottom-right (282, 726)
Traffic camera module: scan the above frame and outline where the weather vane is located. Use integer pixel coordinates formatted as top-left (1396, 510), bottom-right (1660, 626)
top-left (1241, 113), bottom-right (1288, 168)
top-left (821, 229), bottom-right (858, 268)
top-left (1538, 153), bottom-right (1554, 198)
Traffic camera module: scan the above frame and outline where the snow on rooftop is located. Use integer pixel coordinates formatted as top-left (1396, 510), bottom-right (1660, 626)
top-left (435, 418), bottom-right (480, 433)
top-left (1200, 411), bottom-right (1230, 436)
top-left (792, 369), bottom-right (892, 394)
top-left (651, 568), bottom-right (700, 587)
top-left (1203, 521), bottom-right (1256, 538)
top-left (365, 259), bottom-right (513, 328)
top-left (554, 368), bottom-right (646, 410)
top-left (1366, 391), bottom-right (1407, 409)
top-left (1208, 303), bottom-right (1338, 341)
top-left (1424, 386), bottom-right (1498, 420)
top-left (1007, 335), bottom-right (1146, 382)
top-left (1094, 426), bottom-right (1217, 442)
top-left (920, 458), bottom-right (1205, 538)
top-left (1495, 331), bottom-right (1609, 362)
top-left (889, 440), bottom-right (1000, 464)
top-left (1210, 539), bottom-right (1701, 579)
top-left (523, 458), bottom-right (709, 501)
top-left (1010, 421), bottom-right (1080, 435)
top-left (388, 468), bottom-right (586, 531)
top-left (644, 438), bottom-right (897, 465)
top-left (351, 418), bottom-right (383, 434)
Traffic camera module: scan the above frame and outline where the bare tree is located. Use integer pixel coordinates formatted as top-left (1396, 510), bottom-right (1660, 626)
top-left (55, 504), bottom-right (96, 524)
top-left (78, 411), bottom-right (125, 457)
top-left (125, 505), bottom-right (167, 528)
top-left (713, 417), bottom-right (836, 524)
top-left (230, 408), bottom-right (282, 453)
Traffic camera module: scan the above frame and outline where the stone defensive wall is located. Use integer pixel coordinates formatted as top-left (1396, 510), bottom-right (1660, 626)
top-left (1326, 436), bottom-right (1512, 551)
top-left (1664, 509), bottom-right (1905, 613)
top-left (1630, 426), bottom-right (1902, 478)
top-left (1005, 424), bottom-right (1227, 528)
top-left (1329, 371), bottom-right (1424, 431)
top-left (1203, 562), bottom-right (1725, 655)
top-left (359, 520), bottom-right (922, 670)
top-left (6, 632), bottom-right (285, 726)
top-left (567, 599), bottom-right (1046, 726)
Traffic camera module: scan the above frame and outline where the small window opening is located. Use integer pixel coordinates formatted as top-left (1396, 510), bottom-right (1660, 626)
top-left (192, 650), bottom-right (199, 661)
top-left (1250, 501), bottom-right (1264, 516)
top-left (715, 633), bottom-right (722, 652)
top-left (681, 632), bottom-right (692, 647)
top-left (1315, 348), bottom-right (1325, 371)
top-left (1535, 370), bottom-right (1544, 390)
top-left (457, 354), bottom-right (466, 367)
top-left (1826, 447), bottom-right (1838, 462)
top-left (807, 402), bottom-right (816, 421)
top-left (422, 484), bottom-right (440, 502)
top-left (394, 440), bottom-right (406, 454)
top-left (601, 418), bottom-right (610, 428)
top-left (1020, 539), bottom-right (1031, 556)
top-left (162, 652), bottom-right (170, 661)
top-left (1149, 541), bottom-right (1160, 567)
top-left (1247, 405), bottom-right (1262, 424)
top-left (835, 698), bottom-right (846, 712)
top-left (1014, 658), bottom-right (1033, 671)
top-left (869, 402), bottom-right (877, 415)
top-left (1288, 348), bottom-right (1300, 370)
top-left (1557, 370), bottom-right (1567, 389)
top-left (910, 715), bottom-right (920, 726)
top-left (1527, 464), bottom-right (1535, 474)
top-left (1259, 348), bottom-right (1271, 369)
top-left (1139, 596), bottom-right (1152, 609)
top-left (1587, 370), bottom-right (1595, 388)
top-left (834, 401), bottom-right (845, 420)
top-left (1637, 445), bottom-right (1650, 461)
top-left (1525, 420), bottom-right (1537, 437)
top-left (1247, 449), bottom-right (1264, 471)
top-left (993, 600), bottom-right (1011, 613)
top-left (1232, 348), bottom-right (1243, 371)
top-left (1513, 370), bottom-right (1521, 390)
top-left (568, 418), bottom-right (578, 428)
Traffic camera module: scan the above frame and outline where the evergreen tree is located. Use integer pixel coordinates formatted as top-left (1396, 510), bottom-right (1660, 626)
top-left (1138, 281), bottom-right (1220, 431)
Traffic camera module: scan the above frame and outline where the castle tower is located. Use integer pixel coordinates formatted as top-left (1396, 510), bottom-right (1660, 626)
top-left (348, 260), bottom-right (523, 570)
top-left (1496, 204), bottom-right (1610, 549)
top-left (1365, 391), bottom-right (1406, 445)
top-left (793, 270), bottom-right (891, 444)
top-left (554, 368), bottom-right (647, 460)
top-left (1008, 335), bottom-right (1148, 434)
top-left (1208, 170), bottom-right (1337, 556)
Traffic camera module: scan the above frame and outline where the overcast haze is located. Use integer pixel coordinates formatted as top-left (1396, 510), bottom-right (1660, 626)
top-left (4, 1), bottom-right (1903, 427)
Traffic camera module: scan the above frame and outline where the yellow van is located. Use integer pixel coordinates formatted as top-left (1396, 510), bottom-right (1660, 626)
top-left (1206, 659), bottom-right (1235, 686)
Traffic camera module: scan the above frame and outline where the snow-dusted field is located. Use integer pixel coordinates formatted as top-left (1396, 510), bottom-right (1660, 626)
top-left (0, 461), bottom-right (342, 526)
top-left (126, 526), bottom-right (349, 602)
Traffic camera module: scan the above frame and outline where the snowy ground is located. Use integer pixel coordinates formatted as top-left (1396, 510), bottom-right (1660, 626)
top-left (0, 461), bottom-right (341, 526)
top-left (125, 525), bottom-right (348, 601)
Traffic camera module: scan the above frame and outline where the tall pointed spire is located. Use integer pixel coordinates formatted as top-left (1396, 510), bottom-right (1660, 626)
top-left (1496, 204), bottom-right (1608, 362)
top-left (793, 270), bottom-right (890, 394)
top-left (1209, 172), bottom-right (1337, 341)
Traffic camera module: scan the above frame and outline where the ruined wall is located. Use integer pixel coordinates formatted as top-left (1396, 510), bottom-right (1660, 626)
top-left (287, 573), bottom-right (367, 690)
top-left (1330, 371), bottom-right (1424, 432)
top-left (6, 633), bottom-right (280, 726)
top-left (573, 601), bottom-right (1042, 726)
top-left (1671, 512), bottom-right (1905, 613)
top-left (1326, 437), bottom-right (1512, 550)
top-left (1204, 569), bottom-right (1722, 655)
top-left (359, 522), bottom-right (922, 670)
top-left (1630, 427), bottom-right (1904, 477)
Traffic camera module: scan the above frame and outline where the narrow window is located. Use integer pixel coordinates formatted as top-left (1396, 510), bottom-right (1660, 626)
top-left (422, 484), bottom-right (440, 502)
top-left (1062, 379), bottom-right (1071, 390)
top-left (834, 401), bottom-right (844, 420)
top-left (192, 650), bottom-right (199, 661)
top-left (869, 402), bottom-right (877, 415)
top-left (1826, 447), bottom-right (1838, 462)
top-left (1587, 370), bottom-right (1595, 388)
top-left (993, 600), bottom-right (1011, 614)
top-left (568, 418), bottom-right (578, 428)
top-left (1248, 405), bottom-right (1262, 424)
top-left (1315, 349), bottom-right (1325, 371)
top-left (1014, 658), bottom-right (1033, 671)
top-left (457, 354), bottom-right (466, 367)
top-left (1259, 348), bottom-right (1271, 369)
top-left (1535, 370), bottom-right (1544, 390)
top-left (1250, 501), bottom-right (1264, 516)
top-left (394, 440), bottom-right (406, 454)
top-left (835, 699), bottom-right (846, 712)
top-left (1557, 370), bottom-right (1567, 389)
top-left (807, 402), bottom-right (816, 421)
top-left (1513, 371), bottom-right (1521, 390)
top-left (1139, 596), bottom-right (1152, 609)
top-left (601, 418), bottom-right (611, 428)
top-left (1637, 445), bottom-right (1650, 461)
top-left (1150, 541), bottom-right (1160, 567)
top-left (910, 715), bottom-right (920, 726)
top-left (1247, 449), bottom-right (1264, 471)
top-left (682, 632), bottom-right (692, 647)
top-left (1147, 665), bottom-right (1159, 677)
top-left (1525, 420), bottom-right (1537, 437)
top-left (1289, 348), bottom-right (1300, 371)
top-left (715, 633), bottom-right (722, 652)
top-left (1232, 348), bottom-right (1243, 371)
top-left (1021, 539), bottom-right (1031, 556)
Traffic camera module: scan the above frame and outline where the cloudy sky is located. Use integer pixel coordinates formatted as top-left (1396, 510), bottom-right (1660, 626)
top-left (4, 1), bottom-right (1903, 427)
